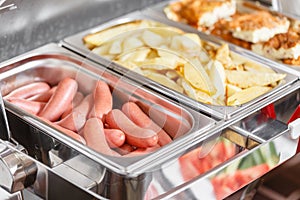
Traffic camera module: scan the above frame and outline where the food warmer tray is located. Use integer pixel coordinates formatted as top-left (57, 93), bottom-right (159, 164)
top-left (0, 42), bottom-right (299, 200)
top-left (144, 0), bottom-right (300, 73)
top-left (61, 11), bottom-right (298, 120)
top-left (0, 5), bottom-right (298, 200)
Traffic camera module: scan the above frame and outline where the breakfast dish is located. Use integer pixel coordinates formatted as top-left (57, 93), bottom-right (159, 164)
top-left (164, 0), bottom-right (300, 67)
top-left (164, 0), bottom-right (236, 29)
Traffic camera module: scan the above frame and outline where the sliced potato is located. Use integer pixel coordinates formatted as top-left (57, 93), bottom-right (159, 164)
top-left (109, 39), bottom-right (123, 54)
top-left (181, 78), bottom-right (213, 104)
top-left (226, 70), bottom-right (286, 88)
top-left (184, 58), bottom-right (215, 95)
top-left (226, 84), bottom-right (242, 97)
top-left (166, 70), bottom-right (179, 79)
top-left (140, 57), bottom-right (178, 70)
top-left (244, 62), bottom-right (276, 73)
top-left (122, 37), bottom-right (144, 52)
top-left (91, 44), bottom-right (110, 55)
top-left (182, 33), bottom-right (202, 48)
top-left (141, 30), bottom-right (164, 47)
top-left (145, 71), bottom-right (184, 93)
top-left (227, 86), bottom-right (272, 106)
top-left (207, 60), bottom-right (226, 100)
top-left (118, 48), bottom-right (150, 62)
top-left (83, 22), bottom-right (142, 47)
top-left (170, 35), bottom-right (201, 51)
top-left (215, 44), bottom-right (232, 67)
top-left (195, 90), bottom-right (214, 104)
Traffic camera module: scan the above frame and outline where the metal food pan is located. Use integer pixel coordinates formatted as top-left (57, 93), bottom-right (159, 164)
top-left (145, 0), bottom-right (300, 73)
top-left (62, 12), bottom-right (299, 120)
top-left (0, 43), bottom-right (216, 173)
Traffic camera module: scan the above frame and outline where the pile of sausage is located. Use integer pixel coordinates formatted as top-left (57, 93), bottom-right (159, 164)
top-left (4, 77), bottom-right (190, 157)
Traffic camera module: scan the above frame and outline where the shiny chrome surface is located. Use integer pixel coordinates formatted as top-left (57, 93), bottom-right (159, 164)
top-left (0, 141), bottom-right (37, 194)
top-left (61, 12), bottom-right (299, 120)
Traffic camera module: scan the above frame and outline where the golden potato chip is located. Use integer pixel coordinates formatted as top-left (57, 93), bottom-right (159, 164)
top-left (227, 86), bottom-right (271, 106)
top-left (226, 70), bottom-right (286, 88)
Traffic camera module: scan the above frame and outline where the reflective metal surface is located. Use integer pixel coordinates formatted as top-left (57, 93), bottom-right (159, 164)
top-left (0, 0), bottom-right (299, 199)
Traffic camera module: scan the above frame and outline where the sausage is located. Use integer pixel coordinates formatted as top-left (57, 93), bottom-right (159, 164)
top-left (83, 117), bottom-right (119, 156)
top-left (136, 102), bottom-right (191, 139)
top-left (28, 86), bottom-right (57, 102)
top-left (113, 143), bottom-right (135, 155)
top-left (8, 98), bottom-right (46, 115)
top-left (105, 109), bottom-right (158, 148)
top-left (104, 129), bottom-right (125, 148)
top-left (56, 94), bottom-right (93, 132)
top-left (38, 78), bottom-right (78, 122)
top-left (124, 144), bottom-right (160, 157)
top-left (61, 92), bottom-right (85, 119)
top-left (50, 122), bottom-right (86, 144)
top-left (89, 80), bottom-right (113, 121)
top-left (122, 102), bottom-right (172, 146)
top-left (5, 82), bottom-right (51, 100)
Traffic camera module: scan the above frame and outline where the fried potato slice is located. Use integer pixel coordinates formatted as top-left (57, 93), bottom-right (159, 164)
top-left (227, 86), bottom-right (271, 106)
top-left (226, 84), bottom-right (242, 97)
top-left (83, 22), bottom-right (142, 47)
top-left (244, 62), bottom-right (276, 73)
top-left (225, 70), bottom-right (286, 88)
top-left (144, 71), bottom-right (184, 93)
top-left (184, 59), bottom-right (215, 95)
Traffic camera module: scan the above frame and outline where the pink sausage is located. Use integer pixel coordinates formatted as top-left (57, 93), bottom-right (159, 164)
top-left (38, 78), bottom-right (78, 122)
top-left (136, 102), bottom-right (191, 139)
top-left (124, 144), bottom-right (160, 157)
top-left (122, 102), bottom-right (172, 146)
top-left (104, 129), bottom-right (125, 148)
top-left (83, 118), bottom-right (120, 156)
top-left (105, 109), bottom-right (158, 148)
top-left (51, 122), bottom-right (86, 144)
top-left (28, 86), bottom-right (57, 102)
top-left (89, 80), bottom-right (113, 121)
top-left (5, 82), bottom-right (51, 100)
top-left (114, 143), bottom-right (135, 155)
top-left (56, 94), bottom-right (93, 132)
top-left (8, 98), bottom-right (45, 115)
top-left (61, 92), bottom-right (85, 119)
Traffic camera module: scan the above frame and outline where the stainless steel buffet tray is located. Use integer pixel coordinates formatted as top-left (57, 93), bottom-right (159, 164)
top-left (0, 43), bottom-right (216, 171)
top-left (0, 43), bottom-right (299, 200)
top-left (145, 0), bottom-right (300, 73)
top-left (62, 11), bottom-right (299, 120)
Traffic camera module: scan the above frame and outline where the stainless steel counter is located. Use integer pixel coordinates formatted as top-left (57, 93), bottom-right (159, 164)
top-left (0, 0), bottom-right (162, 62)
